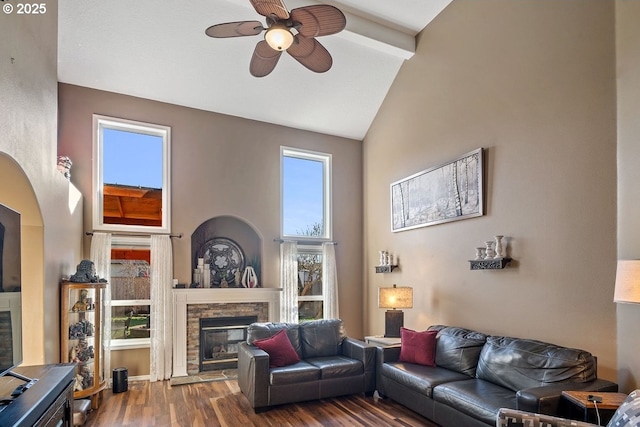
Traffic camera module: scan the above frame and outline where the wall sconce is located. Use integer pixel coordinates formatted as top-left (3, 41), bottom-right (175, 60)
top-left (614, 260), bottom-right (640, 304)
top-left (378, 284), bottom-right (413, 338)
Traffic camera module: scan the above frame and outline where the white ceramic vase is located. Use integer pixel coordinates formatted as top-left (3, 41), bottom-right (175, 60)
top-left (242, 266), bottom-right (259, 288)
top-left (485, 241), bottom-right (496, 259)
top-left (494, 235), bottom-right (504, 258)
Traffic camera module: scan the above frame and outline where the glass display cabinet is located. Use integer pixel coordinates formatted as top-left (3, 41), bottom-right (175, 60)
top-left (60, 281), bottom-right (107, 409)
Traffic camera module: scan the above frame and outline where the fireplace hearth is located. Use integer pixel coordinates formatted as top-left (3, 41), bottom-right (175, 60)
top-left (199, 316), bottom-right (257, 371)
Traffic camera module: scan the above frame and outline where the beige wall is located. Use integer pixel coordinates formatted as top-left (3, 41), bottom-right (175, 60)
top-left (0, 156), bottom-right (44, 364)
top-left (364, 0), bottom-right (618, 381)
top-left (111, 348), bottom-right (150, 377)
top-left (616, 1), bottom-right (640, 392)
top-left (4, 0), bottom-right (634, 390)
top-left (1, 4), bottom-right (83, 364)
top-left (57, 84), bottom-right (364, 340)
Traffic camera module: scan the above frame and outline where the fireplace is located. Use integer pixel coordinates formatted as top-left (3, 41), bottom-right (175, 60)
top-left (199, 315), bottom-right (257, 371)
top-left (172, 287), bottom-right (281, 377)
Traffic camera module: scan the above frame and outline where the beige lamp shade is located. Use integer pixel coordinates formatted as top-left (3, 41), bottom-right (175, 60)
top-left (614, 260), bottom-right (640, 304)
top-left (378, 285), bottom-right (413, 309)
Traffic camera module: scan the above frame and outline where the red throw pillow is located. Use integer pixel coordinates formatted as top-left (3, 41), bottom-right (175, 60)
top-left (253, 329), bottom-right (301, 368)
top-left (398, 327), bottom-right (437, 367)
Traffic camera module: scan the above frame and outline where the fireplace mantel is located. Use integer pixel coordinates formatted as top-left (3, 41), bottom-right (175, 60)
top-left (172, 288), bottom-right (282, 377)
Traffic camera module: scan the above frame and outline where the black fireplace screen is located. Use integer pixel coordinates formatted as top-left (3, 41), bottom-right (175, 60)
top-left (199, 316), bottom-right (257, 371)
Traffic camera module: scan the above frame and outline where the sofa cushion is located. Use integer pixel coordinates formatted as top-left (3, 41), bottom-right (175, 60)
top-left (253, 329), bottom-right (301, 368)
top-left (398, 327), bottom-right (437, 367)
top-left (433, 378), bottom-right (517, 425)
top-left (307, 356), bottom-right (363, 379)
top-left (476, 336), bottom-right (596, 392)
top-left (269, 360), bottom-right (320, 386)
top-left (428, 325), bottom-right (488, 377)
top-left (299, 319), bottom-right (345, 358)
top-left (380, 362), bottom-right (469, 398)
top-left (246, 322), bottom-right (302, 358)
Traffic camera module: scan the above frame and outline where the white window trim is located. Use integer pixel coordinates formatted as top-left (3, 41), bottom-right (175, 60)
top-left (298, 295), bottom-right (324, 302)
top-left (110, 235), bottom-right (152, 349)
top-left (110, 339), bottom-right (150, 351)
top-left (92, 114), bottom-right (172, 234)
top-left (281, 147), bottom-right (332, 241)
top-left (112, 299), bottom-right (151, 307)
top-left (110, 299), bottom-right (152, 349)
top-left (297, 245), bottom-right (323, 304)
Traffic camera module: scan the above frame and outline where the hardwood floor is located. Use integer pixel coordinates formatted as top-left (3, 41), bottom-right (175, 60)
top-left (85, 380), bottom-right (437, 426)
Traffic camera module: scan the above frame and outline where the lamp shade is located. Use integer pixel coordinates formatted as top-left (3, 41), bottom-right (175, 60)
top-left (378, 285), bottom-right (413, 309)
top-left (614, 260), bottom-right (640, 304)
top-left (264, 25), bottom-right (293, 51)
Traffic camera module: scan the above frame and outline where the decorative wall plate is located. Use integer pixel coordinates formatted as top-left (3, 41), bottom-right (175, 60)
top-left (198, 238), bottom-right (245, 287)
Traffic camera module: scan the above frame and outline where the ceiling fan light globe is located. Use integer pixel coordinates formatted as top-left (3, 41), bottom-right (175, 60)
top-left (265, 25), bottom-right (294, 51)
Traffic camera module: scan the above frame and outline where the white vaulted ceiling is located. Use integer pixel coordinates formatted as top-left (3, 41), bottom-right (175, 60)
top-left (58, 0), bottom-right (452, 140)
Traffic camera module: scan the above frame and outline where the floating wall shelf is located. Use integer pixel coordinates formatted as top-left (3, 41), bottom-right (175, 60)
top-left (469, 258), bottom-right (512, 270)
top-left (375, 265), bottom-right (398, 273)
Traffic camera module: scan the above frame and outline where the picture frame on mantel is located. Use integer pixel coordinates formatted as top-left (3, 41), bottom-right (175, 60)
top-left (390, 148), bottom-right (484, 232)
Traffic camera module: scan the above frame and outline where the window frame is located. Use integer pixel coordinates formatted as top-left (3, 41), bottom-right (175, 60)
top-left (297, 245), bottom-right (324, 321)
top-left (297, 245), bottom-right (323, 302)
top-left (109, 235), bottom-right (151, 350)
top-left (92, 114), bottom-right (172, 234)
top-left (280, 147), bottom-right (332, 241)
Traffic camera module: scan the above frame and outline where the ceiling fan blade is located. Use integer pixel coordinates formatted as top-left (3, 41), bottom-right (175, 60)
top-left (205, 21), bottom-right (264, 38)
top-left (287, 36), bottom-right (332, 73)
top-left (249, 0), bottom-right (289, 20)
top-left (290, 5), bottom-right (346, 38)
top-left (250, 40), bottom-right (283, 77)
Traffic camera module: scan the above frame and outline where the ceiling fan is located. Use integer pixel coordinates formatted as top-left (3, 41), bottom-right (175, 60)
top-left (205, 0), bottom-right (346, 77)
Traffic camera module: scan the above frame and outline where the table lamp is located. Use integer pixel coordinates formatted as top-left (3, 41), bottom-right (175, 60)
top-left (378, 284), bottom-right (413, 338)
top-left (614, 260), bottom-right (640, 304)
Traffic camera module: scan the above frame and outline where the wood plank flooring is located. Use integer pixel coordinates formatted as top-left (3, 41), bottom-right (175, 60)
top-left (85, 380), bottom-right (437, 426)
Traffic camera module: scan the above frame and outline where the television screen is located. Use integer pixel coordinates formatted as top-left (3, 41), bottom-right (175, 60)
top-left (0, 203), bottom-right (22, 378)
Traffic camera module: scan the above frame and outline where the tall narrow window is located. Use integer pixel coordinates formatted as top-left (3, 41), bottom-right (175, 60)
top-left (110, 237), bottom-right (151, 349)
top-left (93, 115), bottom-right (171, 234)
top-left (297, 247), bottom-right (323, 321)
top-left (281, 147), bottom-right (331, 240)
top-left (281, 147), bottom-right (332, 321)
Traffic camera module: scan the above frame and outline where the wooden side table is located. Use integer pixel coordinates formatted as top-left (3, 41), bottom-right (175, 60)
top-left (561, 390), bottom-right (627, 424)
top-left (364, 335), bottom-right (401, 346)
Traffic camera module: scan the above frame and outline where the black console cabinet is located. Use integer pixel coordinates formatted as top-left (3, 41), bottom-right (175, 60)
top-left (0, 364), bottom-right (75, 427)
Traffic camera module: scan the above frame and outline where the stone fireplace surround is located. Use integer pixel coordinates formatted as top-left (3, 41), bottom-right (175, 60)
top-left (172, 288), bottom-right (281, 377)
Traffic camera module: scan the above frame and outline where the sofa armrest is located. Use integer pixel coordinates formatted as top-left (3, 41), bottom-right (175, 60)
top-left (342, 338), bottom-right (376, 366)
top-left (497, 408), bottom-right (596, 427)
top-left (517, 379), bottom-right (619, 414)
top-left (375, 345), bottom-right (402, 396)
top-left (237, 342), bottom-right (271, 409)
top-left (342, 338), bottom-right (376, 392)
top-left (376, 344), bottom-right (401, 364)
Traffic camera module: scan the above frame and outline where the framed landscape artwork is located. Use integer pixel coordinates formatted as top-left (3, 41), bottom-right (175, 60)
top-left (391, 148), bottom-right (484, 232)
